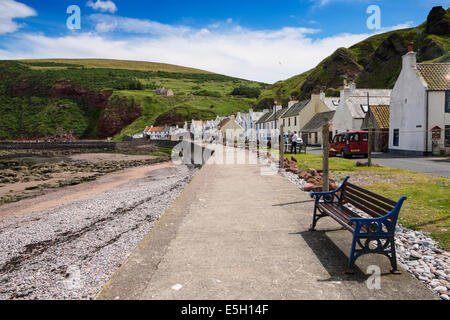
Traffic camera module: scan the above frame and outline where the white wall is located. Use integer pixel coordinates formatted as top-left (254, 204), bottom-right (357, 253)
top-left (389, 52), bottom-right (428, 154)
top-left (428, 91), bottom-right (450, 154)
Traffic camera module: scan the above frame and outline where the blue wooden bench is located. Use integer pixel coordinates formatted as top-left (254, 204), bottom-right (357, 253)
top-left (310, 177), bottom-right (407, 274)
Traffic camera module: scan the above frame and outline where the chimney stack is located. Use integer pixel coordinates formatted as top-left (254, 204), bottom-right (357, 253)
top-left (408, 42), bottom-right (414, 52)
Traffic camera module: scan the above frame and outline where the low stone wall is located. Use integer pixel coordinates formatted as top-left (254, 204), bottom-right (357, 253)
top-left (0, 141), bottom-right (116, 151)
top-left (0, 140), bottom-right (180, 152)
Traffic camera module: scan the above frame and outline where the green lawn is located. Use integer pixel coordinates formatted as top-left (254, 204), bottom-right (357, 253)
top-left (289, 153), bottom-right (450, 250)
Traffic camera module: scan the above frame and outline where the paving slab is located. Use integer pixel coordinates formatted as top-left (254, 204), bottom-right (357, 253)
top-left (97, 147), bottom-right (437, 300)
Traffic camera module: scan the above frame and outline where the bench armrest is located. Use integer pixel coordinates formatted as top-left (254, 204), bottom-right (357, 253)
top-left (310, 176), bottom-right (350, 202)
top-left (350, 196), bottom-right (407, 235)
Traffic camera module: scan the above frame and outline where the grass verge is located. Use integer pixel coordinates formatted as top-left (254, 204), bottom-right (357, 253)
top-left (289, 153), bottom-right (450, 250)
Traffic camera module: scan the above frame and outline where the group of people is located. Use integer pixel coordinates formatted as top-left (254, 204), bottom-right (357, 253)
top-left (287, 131), bottom-right (304, 154)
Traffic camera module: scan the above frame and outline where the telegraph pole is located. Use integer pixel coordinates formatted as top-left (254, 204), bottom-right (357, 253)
top-left (280, 125), bottom-right (285, 169)
top-left (322, 119), bottom-right (330, 192)
top-left (367, 92), bottom-right (372, 167)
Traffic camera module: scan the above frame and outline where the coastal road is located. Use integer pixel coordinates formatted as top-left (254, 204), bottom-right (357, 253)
top-left (307, 147), bottom-right (450, 178)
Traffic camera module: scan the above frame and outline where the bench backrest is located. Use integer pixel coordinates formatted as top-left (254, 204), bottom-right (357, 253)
top-left (341, 182), bottom-right (397, 219)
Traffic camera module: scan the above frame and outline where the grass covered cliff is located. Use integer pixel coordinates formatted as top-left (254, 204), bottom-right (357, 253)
top-left (0, 59), bottom-right (266, 141)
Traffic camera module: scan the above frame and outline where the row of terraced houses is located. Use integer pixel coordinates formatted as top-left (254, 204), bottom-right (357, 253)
top-left (139, 46), bottom-right (449, 156)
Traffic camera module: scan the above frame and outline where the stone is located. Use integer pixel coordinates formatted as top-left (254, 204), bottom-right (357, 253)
top-left (441, 294), bottom-right (450, 301)
top-left (433, 286), bottom-right (447, 293)
top-left (410, 250), bottom-right (423, 260)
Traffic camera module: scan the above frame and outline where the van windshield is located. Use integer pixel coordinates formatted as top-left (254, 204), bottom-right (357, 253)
top-left (349, 133), bottom-right (360, 142)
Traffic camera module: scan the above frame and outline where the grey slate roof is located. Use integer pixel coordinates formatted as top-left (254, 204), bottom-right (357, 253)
top-left (281, 100), bottom-right (310, 119)
top-left (255, 111), bottom-right (272, 124)
top-left (301, 111), bottom-right (336, 132)
top-left (267, 108), bottom-right (288, 122)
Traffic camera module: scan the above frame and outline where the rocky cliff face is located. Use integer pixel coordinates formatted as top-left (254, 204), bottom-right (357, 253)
top-left (258, 6), bottom-right (450, 105)
top-left (426, 6), bottom-right (450, 35)
top-left (98, 97), bottom-right (143, 138)
top-left (298, 48), bottom-right (362, 99)
top-left (50, 81), bottom-right (113, 109)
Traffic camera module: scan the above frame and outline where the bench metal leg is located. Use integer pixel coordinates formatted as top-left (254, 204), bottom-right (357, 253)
top-left (346, 236), bottom-right (401, 275)
top-left (389, 238), bottom-right (402, 275)
top-left (346, 236), bottom-right (358, 274)
top-left (309, 205), bottom-right (327, 231)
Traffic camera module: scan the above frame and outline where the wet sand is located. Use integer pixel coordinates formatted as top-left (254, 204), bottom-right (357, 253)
top-left (0, 162), bottom-right (175, 221)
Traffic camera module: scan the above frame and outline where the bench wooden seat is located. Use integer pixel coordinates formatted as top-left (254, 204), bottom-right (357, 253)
top-left (310, 177), bottom-right (407, 274)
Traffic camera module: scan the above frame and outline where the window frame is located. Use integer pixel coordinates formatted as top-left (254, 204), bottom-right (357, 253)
top-left (445, 125), bottom-right (450, 147)
top-left (446, 91), bottom-right (450, 114)
top-left (393, 129), bottom-right (400, 147)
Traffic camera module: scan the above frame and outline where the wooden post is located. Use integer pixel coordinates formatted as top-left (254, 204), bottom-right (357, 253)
top-left (280, 125), bottom-right (285, 169)
top-left (322, 120), bottom-right (330, 193)
top-left (367, 92), bottom-right (372, 167)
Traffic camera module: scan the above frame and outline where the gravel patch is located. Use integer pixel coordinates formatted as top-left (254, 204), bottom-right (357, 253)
top-left (280, 169), bottom-right (450, 300)
top-left (0, 165), bottom-right (198, 300)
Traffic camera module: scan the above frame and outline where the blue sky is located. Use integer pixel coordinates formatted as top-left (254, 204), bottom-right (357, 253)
top-left (0, 0), bottom-right (448, 82)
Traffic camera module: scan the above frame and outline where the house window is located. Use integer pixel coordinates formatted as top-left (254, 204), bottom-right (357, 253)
top-left (283, 119), bottom-right (285, 126)
top-left (288, 118), bottom-right (291, 126)
top-left (446, 91), bottom-right (450, 113)
top-left (295, 117), bottom-right (297, 126)
top-left (446, 126), bottom-right (450, 147)
top-left (393, 129), bottom-right (400, 147)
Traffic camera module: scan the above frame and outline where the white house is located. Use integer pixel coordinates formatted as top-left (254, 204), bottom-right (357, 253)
top-left (332, 82), bottom-right (391, 135)
top-left (390, 45), bottom-right (450, 155)
top-left (144, 126), bottom-right (169, 140)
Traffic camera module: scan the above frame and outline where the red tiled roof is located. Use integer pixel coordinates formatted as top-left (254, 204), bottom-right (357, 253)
top-left (149, 126), bottom-right (165, 132)
top-left (417, 63), bottom-right (450, 91)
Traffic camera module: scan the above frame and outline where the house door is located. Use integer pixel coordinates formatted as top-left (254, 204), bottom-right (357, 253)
top-left (302, 133), bottom-right (308, 145)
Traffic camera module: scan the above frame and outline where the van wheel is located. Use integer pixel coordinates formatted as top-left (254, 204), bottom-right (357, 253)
top-left (343, 151), bottom-right (352, 159)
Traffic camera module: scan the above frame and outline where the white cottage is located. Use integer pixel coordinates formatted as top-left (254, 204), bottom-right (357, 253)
top-left (390, 45), bottom-right (450, 155)
top-left (332, 83), bottom-right (391, 135)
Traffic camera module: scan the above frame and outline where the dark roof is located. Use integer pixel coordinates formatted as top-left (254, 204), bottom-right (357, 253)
top-left (301, 111), bottom-right (336, 132)
top-left (267, 108), bottom-right (288, 122)
top-left (255, 111), bottom-right (272, 124)
top-left (417, 63), bottom-right (450, 91)
top-left (281, 100), bottom-right (310, 118)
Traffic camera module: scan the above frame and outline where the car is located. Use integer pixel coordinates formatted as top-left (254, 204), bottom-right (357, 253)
top-left (330, 131), bottom-right (369, 158)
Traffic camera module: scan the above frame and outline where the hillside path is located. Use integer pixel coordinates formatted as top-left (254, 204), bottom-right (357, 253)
top-left (98, 146), bottom-right (436, 300)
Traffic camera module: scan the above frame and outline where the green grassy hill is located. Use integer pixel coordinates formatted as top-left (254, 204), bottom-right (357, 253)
top-left (257, 6), bottom-right (450, 106)
top-left (0, 59), bottom-right (266, 141)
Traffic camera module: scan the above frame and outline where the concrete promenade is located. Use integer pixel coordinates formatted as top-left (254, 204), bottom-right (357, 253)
top-left (98, 147), bottom-right (436, 300)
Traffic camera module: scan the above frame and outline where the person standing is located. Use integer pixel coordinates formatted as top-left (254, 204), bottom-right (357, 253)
top-left (291, 131), bottom-right (298, 154)
top-left (288, 132), bottom-right (293, 154)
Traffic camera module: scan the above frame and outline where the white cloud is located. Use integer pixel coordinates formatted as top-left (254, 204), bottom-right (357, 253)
top-left (87, 0), bottom-right (118, 14)
top-left (90, 14), bottom-right (191, 35)
top-left (0, 30), bottom-right (369, 83)
top-left (0, 12), bottom-right (414, 83)
top-left (310, 0), bottom-right (371, 7)
top-left (375, 21), bottom-right (414, 33)
top-left (0, 0), bottom-right (37, 34)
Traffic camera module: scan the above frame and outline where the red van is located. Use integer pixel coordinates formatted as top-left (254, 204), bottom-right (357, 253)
top-left (329, 131), bottom-right (369, 158)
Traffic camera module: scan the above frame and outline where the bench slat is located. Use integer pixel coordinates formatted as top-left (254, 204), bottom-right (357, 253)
top-left (345, 183), bottom-right (397, 207)
top-left (344, 184), bottom-right (395, 212)
top-left (318, 203), bottom-right (355, 232)
top-left (343, 191), bottom-right (391, 217)
top-left (344, 193), bottom-right (387, 218)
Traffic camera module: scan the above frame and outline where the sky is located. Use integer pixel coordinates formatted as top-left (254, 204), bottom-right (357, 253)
top-left (0, 0), bottom-right (448, 83)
